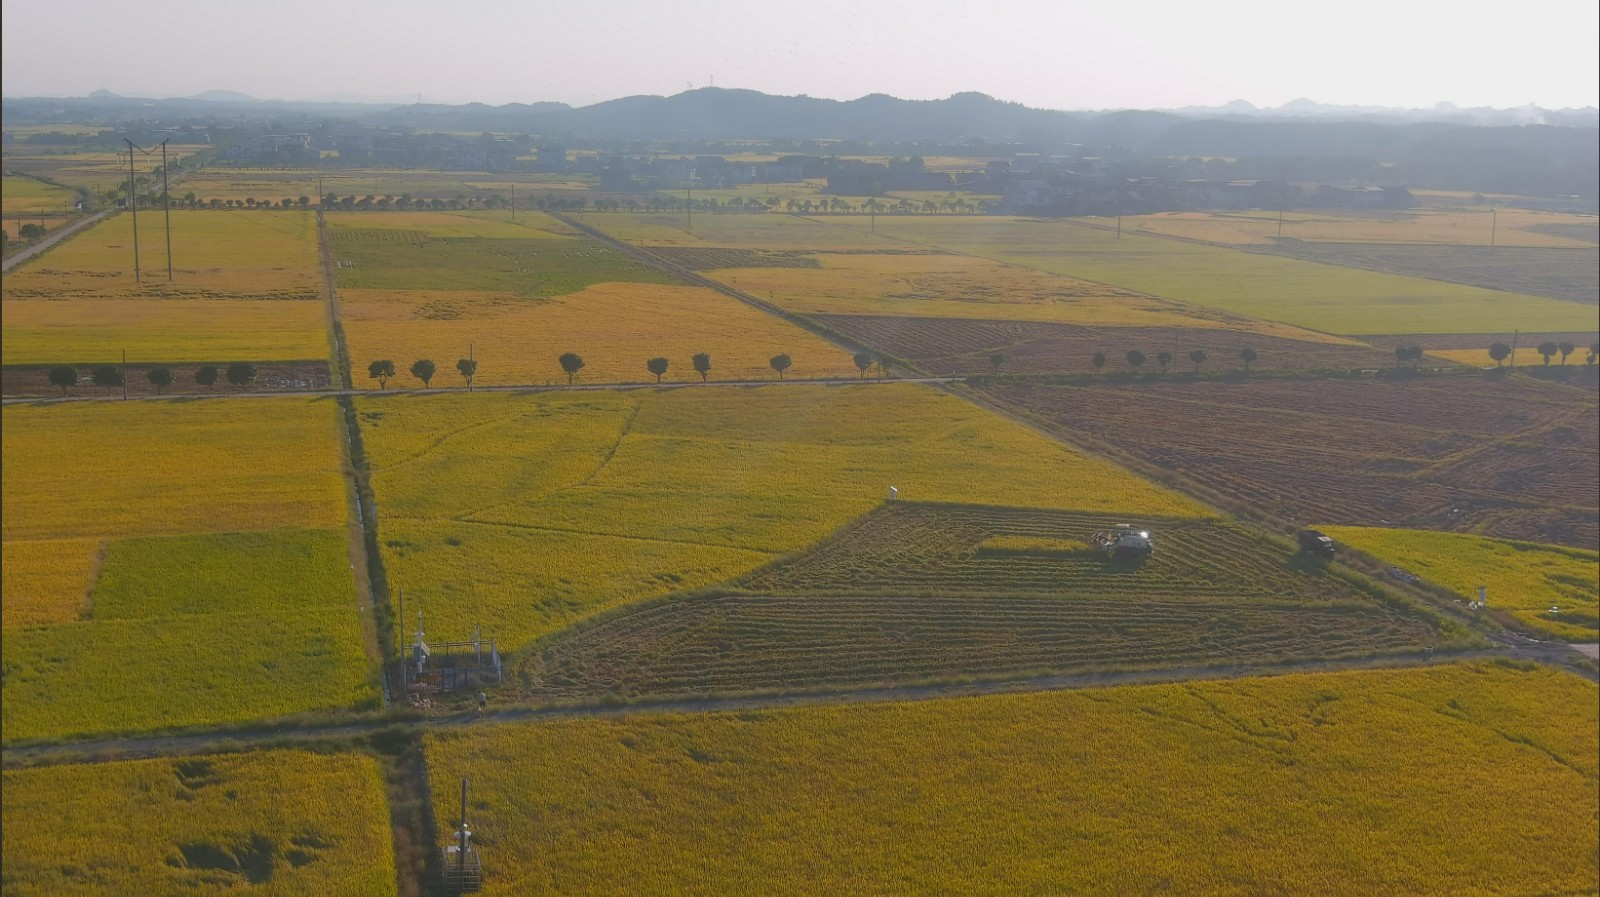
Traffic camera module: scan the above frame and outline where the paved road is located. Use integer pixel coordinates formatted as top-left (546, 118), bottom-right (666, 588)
top-left (1, 209), bottom-right (113, 273)
top-left (2, 375), bottom-right (958, 405)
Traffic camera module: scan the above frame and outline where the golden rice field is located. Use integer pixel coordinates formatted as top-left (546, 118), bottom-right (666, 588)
top-left (1, 298), bottom-right (330, 365)
top-left (2, 175), bottom-right (79, 214)
top-left (824, 215), bottom-right (1598, 335)
top-left (1321, 526), bottom-right (1600, 640)
top-left (360, 385), bottom-right (1206, 647)
top-left (2, 210), bottom-right (320, 301)
top-left (342, 283), bottom-right (858, 386)
top-left (1, 398), bottom-right (375, 741)
top-left (704, 252), bottom-right (1358, 341)
top-left (1, 750), bottom-right (397, 896)
top-left (425, 661), bottom-right (1598, 896)
top-left (1105, 208), bottom-right (1597, 248)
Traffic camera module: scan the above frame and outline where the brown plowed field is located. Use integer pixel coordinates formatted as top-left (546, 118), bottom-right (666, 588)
top-left (812, 315), bottom-right (1399, 375)
top-left (1, 360), bottom-right (332, 397)
top-left (979, 376), bottom-right (1600, 550)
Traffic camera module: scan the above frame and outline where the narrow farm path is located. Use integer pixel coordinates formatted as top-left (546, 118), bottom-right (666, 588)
top-left (0, 208), bottom-right (113, 273)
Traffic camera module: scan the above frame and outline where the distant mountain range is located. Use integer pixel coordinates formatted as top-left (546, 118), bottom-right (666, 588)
top-left (18, 87), bottom-right (1599, 134)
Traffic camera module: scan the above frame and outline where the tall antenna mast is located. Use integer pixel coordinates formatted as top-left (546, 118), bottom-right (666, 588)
top-left (160, 139), bottom-right (173, 281)
top-left (125, 138), bottom-right (142, 283)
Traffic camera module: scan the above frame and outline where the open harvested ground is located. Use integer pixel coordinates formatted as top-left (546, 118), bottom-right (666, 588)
top-left (2, 360), bottom-right (332, 397)
top-left (360, 385), bottom-right (1204, 649)
top-left (1109, 208), bottom-right (1596, 249)
top-left (429, 662), bottom-right (1599, 896)
top-left (1261, 241), bottom-right (1599, 304)
top-left (1, 750), bottom-right (397, 896)
top-left (1, 398), bottom-right (374, 742)
top-left (978, 375), bottom-right (1600, 550)
top-left (575, 210), bottom-right (907, 249)
top-left (1319, 527), bottom-right (1599, 642)
top-left (814, 315), bottom-right (1398, 375)
top-left (823, 215), bottom-right (1597, 335)
top-left (341, 283), bottom-right (856, 386)
top-left (516, 504), bottom-right (1444, 701)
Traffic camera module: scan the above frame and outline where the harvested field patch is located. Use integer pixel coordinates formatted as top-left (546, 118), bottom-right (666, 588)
top-left (429, 662), bottom-right (1598, 896)
top-left (1, 750), bottom-right (396, 896)
top-left (977, 375), bottom-right (1600, 550)
top-left (325, 209), bottom-right (578, 239)
top-left (1261, 242), bottom-right (1599, 305)
top-left (1320, 527), bottom-right (1599, 641)
top-left (814, 314), bottom-right (1394, 375)
top-left (576, 210), bottom-right (905, 249)
top-left (1111, 208), bottom-right (1596, 248)
top-left (828, 215), bottom-right (1597, 335)
top-left (645, 247), bottom-right (820, 270)
top-left (361, 386), bottom-right (1204, 648)
top-left (341, 283), bottom-right (855, 386)
top-left (518, 504), bottom-right (1444, 700)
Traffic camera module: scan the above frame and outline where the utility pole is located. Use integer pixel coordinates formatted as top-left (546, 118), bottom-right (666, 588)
top-left (125, 139), bottom-right (142, 283)
top-left (160, 140), bottom-right (173, 281)
top-left (1489, 207), bottom-right (1497, 248)
top-left (510, 184), bottom-right (515, 221)
top-left (686, 167), bottom-right (694, 232)
top-left (121, 349), bottom-right (128, 400)
top-left (1509, 329), bottom-right (1519, 369)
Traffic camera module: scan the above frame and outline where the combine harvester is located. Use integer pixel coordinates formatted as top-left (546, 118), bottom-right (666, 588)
top-left (1091, 524), bottom-right (1153, 560)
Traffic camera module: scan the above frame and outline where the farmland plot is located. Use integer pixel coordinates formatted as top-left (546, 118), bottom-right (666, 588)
top-left (360, 385), bottom-right (1205, 648)
top-left (1319, 527), bottom-right (1599, 641)
top-left (1107, 207), bottom-right (1597, 249)
top-left (978, 375), bottom-right (1600, 550)
top-left (815, 314), bottom-right (1396, 375)
top-left (1, 750), bottom-right (396, 896)
top-left (428, 662), bottom-right (1598, 896)
top-left (1, 399), bottom-right (375, 742)
top-left (518, 504), bottom-right (1445, 701)
top-left (825, 215), bottom-right (1597, 335)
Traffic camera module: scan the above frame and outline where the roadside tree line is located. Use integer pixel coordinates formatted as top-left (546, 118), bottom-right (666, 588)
top-left (364, 351), bottom-right (829, 389)
top-left (46, 362), bottom-right (261, 396)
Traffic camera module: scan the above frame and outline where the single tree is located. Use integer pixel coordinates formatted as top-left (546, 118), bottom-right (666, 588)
top-left (1588, 343), bottom-right (1599, 366)
top-left (874, 354), bottom-right (891, 380)
top-left (19, 223), bottom-right (46, 240)
top-left (647, 356), bottom-right (669, 383)
top-left (1488, 342), bottom-right (1512, 368)
top-left (147, 366), bottom-right (173, 394)
top-left (1091, 351), bottom-right (1107, 372)
top-left (990, 352), bottom-right (1005, 373)
top-left (410, 358), bottom-right (436, 387)
top-left (1240, 347), bottom-right (1258, 373)
top-left (1537, 341), bottom-right (1558, 366)
top-left (770, 354), bottom-right (792, 380)
top-left (692, 352), bottom-right (712, 382)
top-left (1125, 350), bottom-right (1146, 372)
top-left (196, 364), bottom-right (219, 390)
top-left (1156, 351), bottom-right (1173, 373)
top-left (853, 352), bottom-right (872, 379)
top-left (456, 358), bottom-right (477, 390)
top-left (91, 364), bottom-right (123, 395)
top-left (226, 362), bottom-right (257, 389)
top-left (368, 359), bottom-right (395, 389)
top-left (1558, 342), bottom-right (1575, 366)
top-left (1395, 344), bottom-right (1411, 368)
top-left (1189, 349), bottom-right (1207, 373)
top-left (48, 365), bottom-right (77, 396)
top-left (559, 352), bottom-right (585, 385)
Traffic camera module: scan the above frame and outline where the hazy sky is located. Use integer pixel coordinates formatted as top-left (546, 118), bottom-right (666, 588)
top-left (4, 0), bottom-right (1596, 110)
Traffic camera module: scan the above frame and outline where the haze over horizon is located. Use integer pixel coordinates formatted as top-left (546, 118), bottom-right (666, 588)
top-left (3, 0), bottom-right (1596, 112)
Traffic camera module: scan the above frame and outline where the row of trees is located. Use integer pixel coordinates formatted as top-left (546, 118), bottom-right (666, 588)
top-left (1490, 340), bottom-right (1600, 368)
top-left (46, 362), bottom-right (258, 396)
top-left (365, 352), bottom-right (816, 389)
top-left (1042, 347), bottom-right (1263, 375)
